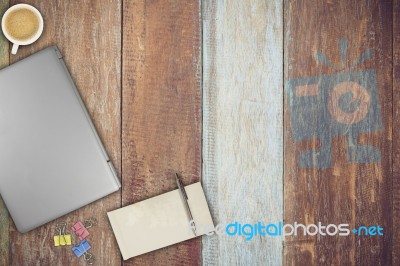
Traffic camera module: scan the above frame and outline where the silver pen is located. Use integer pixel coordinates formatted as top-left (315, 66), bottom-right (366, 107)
top-left (176, 173), bottom-right (197, 235)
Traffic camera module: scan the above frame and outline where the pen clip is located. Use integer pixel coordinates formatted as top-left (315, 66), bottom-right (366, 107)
top-left (175, 173), bottom-right (197, 236)
top-left (175, 173), bottom-right (188, 199)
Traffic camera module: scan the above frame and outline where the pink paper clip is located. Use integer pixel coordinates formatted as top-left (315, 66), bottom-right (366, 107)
top-left (71, 221), bottom-right (89, 240)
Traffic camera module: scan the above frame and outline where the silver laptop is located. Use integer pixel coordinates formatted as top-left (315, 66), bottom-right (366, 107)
top-left (0, 46), bottom-right (121, 233)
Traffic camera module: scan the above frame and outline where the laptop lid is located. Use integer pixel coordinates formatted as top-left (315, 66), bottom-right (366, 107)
top-left (0, 46), bottom-right (120, 233)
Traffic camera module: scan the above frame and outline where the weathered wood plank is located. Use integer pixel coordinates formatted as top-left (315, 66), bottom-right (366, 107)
top-left (202, 0), bottom-right (283, 265)
top-left (0, 1), bottom-right (9, 265)
top-left (8, 1), bottom-right (122, 265)
top-left (393, 0), bottom-right (400, 264)
top-left (0, 2), bottom-right (8, 65)
top-left (122, 0), bottom-right (202, 265)
top-left (284, 0), bottom-right (392, 265)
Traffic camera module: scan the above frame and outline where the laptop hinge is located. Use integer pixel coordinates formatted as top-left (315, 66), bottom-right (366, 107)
top-left (107, 160), bottom-right (120, 184)
top-left (55, 48), bottom-right (62, 59)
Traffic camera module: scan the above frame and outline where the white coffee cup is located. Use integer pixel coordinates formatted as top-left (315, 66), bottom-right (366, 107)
top-left (1, 4), bottom-right (43, 54)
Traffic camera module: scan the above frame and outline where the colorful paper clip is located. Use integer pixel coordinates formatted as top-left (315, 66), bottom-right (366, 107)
top-left (72, 239), bottom-right (95, 264)
top-left (71, 221), bottom-right (89, 240)
top-left (54, 222), bottom-right (72, 246)
top-left (71, 217), bottom-right (97, 241)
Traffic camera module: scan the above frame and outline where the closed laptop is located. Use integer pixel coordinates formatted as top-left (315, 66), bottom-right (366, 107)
top-left (0, 46), bottom-right (121, 233)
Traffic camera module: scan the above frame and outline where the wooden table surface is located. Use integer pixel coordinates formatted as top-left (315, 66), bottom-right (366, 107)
top-left (0, 0), bottom-right (399, 265)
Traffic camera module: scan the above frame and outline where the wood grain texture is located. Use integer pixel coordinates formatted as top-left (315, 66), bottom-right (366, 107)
top-left (7, 1), bottom-right (122, 265)
top-left (0, 1), bottom-right (9, 265)
top-left (202, 0), bottom-right (283, 265)
top-left (284, 0), bottom-right (392, 265)
top-left (122, 0), bottom-right (202, 265)
top-left (393, 0), bottom-right (400, 264)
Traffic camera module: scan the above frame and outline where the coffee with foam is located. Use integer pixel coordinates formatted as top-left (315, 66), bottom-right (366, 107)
top-left (4, 8), bottom-right (39, 41)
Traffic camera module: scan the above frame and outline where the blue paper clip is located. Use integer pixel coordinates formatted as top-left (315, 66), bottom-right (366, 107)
top-left (72, 239), bottom-right (91, 257)
top-left (72, 240), bottom-right (95, 264)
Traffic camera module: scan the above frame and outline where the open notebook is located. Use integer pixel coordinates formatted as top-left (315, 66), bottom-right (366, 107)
top-left (107, 182), bottom-right (214, 260)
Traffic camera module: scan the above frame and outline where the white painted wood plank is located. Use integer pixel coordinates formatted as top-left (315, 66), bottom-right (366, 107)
top-left (202, 0), bottom-right (283, 265)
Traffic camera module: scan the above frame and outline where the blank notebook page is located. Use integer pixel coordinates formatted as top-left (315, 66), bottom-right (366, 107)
top-left (107, 182), bottom-right (214, 260)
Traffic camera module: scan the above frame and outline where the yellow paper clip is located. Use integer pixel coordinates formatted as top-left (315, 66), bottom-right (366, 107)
top-left (54, 222), bottom-right (72, 246)
top-left (54, 234), bottom-right (72, 246)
